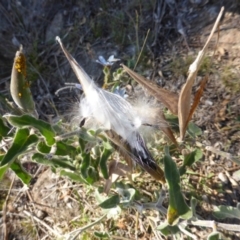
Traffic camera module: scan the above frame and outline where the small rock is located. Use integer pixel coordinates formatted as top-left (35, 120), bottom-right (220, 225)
top-left (218, 172), bottom-right (228, 184)
top-left (232, 170), bottom-right (240, 182)
top-left (35, 209), bottom-right (47, 219)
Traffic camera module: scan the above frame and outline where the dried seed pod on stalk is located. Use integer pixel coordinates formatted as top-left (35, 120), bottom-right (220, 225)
top-left (56, 36), bottom-right (165, 183)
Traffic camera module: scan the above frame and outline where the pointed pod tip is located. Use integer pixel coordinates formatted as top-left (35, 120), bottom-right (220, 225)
top-left (19, 44), bottom-right (23, 52)
top-left (55, 36), bottom-right (61, 44)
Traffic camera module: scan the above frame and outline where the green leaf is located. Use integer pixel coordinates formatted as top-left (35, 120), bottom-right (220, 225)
top-left (37, 141), bottom-right (78, 157)
top-left (102, 141), bottom-right (112, 150)
top-left (55, 141), bottom-right (78, 156)
top-left (0, 117), bottom-right (10, 139)
top-left (78, 137), bottom-right (86, 152)
top-left (213, 205), bottom-right (240, 220)
top-left (157, 221), bottom-right (180, 236)
top-left (0, 164), bottom-right (9, 180)
top-left (99, 147), bottom-right (112, 179)
top-left (0, 129), bottom-right (38, 167)
top-left (86, 167), bottom-right (99, 184)
top-left (95, 189), bottom-right (106, 203)
top-left (183, 149), bottom-right (203, 165)
top-left (190, 197), bottom-right (198, 218)
top-left (80, 153), bottom-right (91, 179)
top-left (37, 141), bottom-right (51, 154)
top-left (60, 170), bottom-right (86, 183)
top-left (94, 231), bottom-right (109, 239)
top-left (79, 128), bottom-right (98, 143)
top-left (207, 232), bottom-right (221, 240)
top-left (32, 153), bottom-right (75, 171)
top-left (92, 145), bottom-right (102, 168)
top-left (179, 149), bottom-right (203, 175)
top-left (187, 122), bottom-right (202, 137)
top-left (117, 188), bottom-right (136, 204)
top-left (5, 114), bottom-right (55, 146)
top-left (10, 47), bottom-right (37, 115)
top-left (99, 194), bottom-right (120, 209)
top-left (10, 161), bottom-right (31, 184)
top-left (164, 114), bottom-right (179, 132)
top-left (164, 147), bottom-right (192, 225)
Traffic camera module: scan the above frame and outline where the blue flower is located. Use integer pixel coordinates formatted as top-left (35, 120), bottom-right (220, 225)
top-left (96, 55), bottom-right (120, 66)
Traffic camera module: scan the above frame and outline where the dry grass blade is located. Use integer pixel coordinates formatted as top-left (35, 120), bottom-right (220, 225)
top-left (178, 7), bottom-right (224, 140)
top-left (121, 64), bottom-right (179, 115)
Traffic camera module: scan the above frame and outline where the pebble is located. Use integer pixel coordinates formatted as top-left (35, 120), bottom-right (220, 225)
top-left (36, 209), bottom-right (47, 219)
top-left (232, 170), bottom-right (240, 182)
top-left (218, 172), bottom-right (228, 184)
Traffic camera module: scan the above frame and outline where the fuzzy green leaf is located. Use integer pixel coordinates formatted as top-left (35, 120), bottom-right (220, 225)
top-left (0, 164), bottom-right (9, 180)
top-left (99, 147), bottom-right (112, 179)
top-left (94, 231), bottom-right (109, 239)
top-left (80, 153), bottom-right (91, 179)
top-left (86, 167), bottom-right (99, 184)
top-left (117, 188), bottom-right (136, 204)
top-left (10, 161), bottom-right (31, 184)
top-left (32, 153), bottom-right (75, 171)
top-left (213, 205), bottom-right (240, 220)
top-left (165, 114), bottom-right (179, 132)
top-left (60, 170), bottom-right (86, 183)
top-left (37, 141), bottom-right (78, 157)
top-left (0, 128), bottom-right (38, 167)
top-left (207, 232), bottom-right (221, 240)
top-left (37, 141), bottom-right (51, 154)
top-left (187, 122), bottom-right (202, 137)
top-left (190, 197), bottom-right (198, 218)
top-left (157, 221), bottom-right (180, 236)
top-left (99, 194), bottom-right (120, 209)
top-left (5, 114), bottom-right (55, 146)
top-left (164, 148), bottom-right (192, 225)
top-left (0, 117), bottom-right (10, 140)
top-left (78, 137), bottom-right (86, 152)
top-left (79, 128), bottom-right (98, 143)
top-left (179, 149), bottom-right (203, 175)
top-left (55, 141), bottom-right (78, 156)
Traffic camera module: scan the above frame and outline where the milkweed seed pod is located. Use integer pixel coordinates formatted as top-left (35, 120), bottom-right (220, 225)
top-left (10, 45), bottom-right (38, 117)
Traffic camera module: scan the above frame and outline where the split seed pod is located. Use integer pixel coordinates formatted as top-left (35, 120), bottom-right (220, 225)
top-left (10, 45), bottom-right (37, 116)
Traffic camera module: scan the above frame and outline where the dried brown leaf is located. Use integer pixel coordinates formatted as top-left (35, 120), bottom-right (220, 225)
top-left (178, 7), bottom-right (224, 140)
top-left (184, 75), bottom-right (208, 130)
top-left (121, 64), bottom-right (179, 115)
